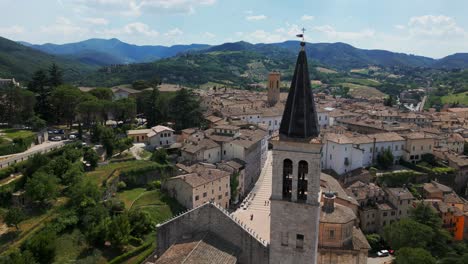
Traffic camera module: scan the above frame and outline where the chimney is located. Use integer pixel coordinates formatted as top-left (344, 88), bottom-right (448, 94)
top-left (322, 192), bottom-right (336, 213)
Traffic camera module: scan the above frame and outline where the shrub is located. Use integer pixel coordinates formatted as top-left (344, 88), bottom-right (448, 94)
top-left (147, 180), bottom-right (161, 190)
top-left (117, 181), bottom-right (127, 191)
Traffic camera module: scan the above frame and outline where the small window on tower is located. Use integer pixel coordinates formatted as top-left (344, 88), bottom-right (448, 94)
top-left (296, 234), bottom-right (304, 249)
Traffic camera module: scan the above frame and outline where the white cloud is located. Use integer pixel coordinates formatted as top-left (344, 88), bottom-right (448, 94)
top-left (246, 15), bottom-right (267, 21)
top-left (407, 15), bottom-right (466, 37)
top-left (164, 27), bottom-right (183, 37)
top-left (0, 25), bottom-right (25, 35)
top-left (75, 0), bottom-right (216, 16)
top-left (394, 24), bottom-right (405, 30)
top-left (203, 32), bottom-right (215, 38)
top-left (313, 25), bottom-right (375, 40)
top-left (82, 17), bottom-right (109, 25)
top-left (101, 22), bottom-right (159, 38)
top-left (40, 17), bottom-right (89, 37)
top-left (239, 24), bottom-right (302, 43)
top-left (301, 15), bottom-right (314, 21)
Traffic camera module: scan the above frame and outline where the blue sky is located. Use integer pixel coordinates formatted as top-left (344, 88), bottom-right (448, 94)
top-left (1, 0), bottom-right (467, 58)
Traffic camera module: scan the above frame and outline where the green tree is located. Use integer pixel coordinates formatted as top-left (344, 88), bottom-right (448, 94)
top-left (4, 207), bottom-right (26, 230)
top-left (132, 80), bottom-right (151, 90)
top-left (394, 247), bottom-right (436, 264)
top-left (377, 149), bottom-right (394, 169)
top-left (63, 147), bottom-right (83, 162)
top-left (108, 213), bottom-right (131, 248)
top-left (67, 179), bottom-right (101, 210)
top-left (384, 95), bottom-right (394, 107)
top-left (169, 88), bottom-right (203, 130)
top-left (25, 172), bottom-right (59, 204)
top-left (26, 115), bottom-right (46, 131)
top-left (77, 99), bottom-right (102, 129)
top-left (24, 154), bottom-right (50, 178)
top-left (112, 98), bottom-right (136, 123)
top-left (62, 163), bottom-right (84, 185)
top-left (230, 172), bottom-right (239, 201)
top-left (151, 148), bottom-right (168, 164)
top-left (0, 85), bottom-right (36, 125)
top-left (129, 209), bottom-right (154, 237)
top-left (28, 69), bottom-right (51, 121)
top-left (47, 156), bottom-right (71, 180)
top-left (89, 87), bottom-right (113, 101)
top-left (49, 85), bottom-right (83, 126)
top-left (48, 63), bottom-right (63, 87)
top-left (410, 203), bottom-right (442, 230)
top-left (144, 87), bottom-right (161, 127)
top-left (100, 126), bottom-right (116, 157)
top-left (84, 148), bottom-right (99, 168)
top-left (22, 229), bottom-right (57, 264)
top-left (365, 233), bottom-right (381, 252)
top-left (115, 137), bottom-right (133, 154)
top-left (383, 219), bottom-right (433, 250)
top-left (0, 250), bottom-right (37, 264)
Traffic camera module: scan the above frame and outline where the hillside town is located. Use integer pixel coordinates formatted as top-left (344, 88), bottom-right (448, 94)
top-left (0, 43), bottom-right (468, 263)
top-left (2, 1), bottom-right (468, 263)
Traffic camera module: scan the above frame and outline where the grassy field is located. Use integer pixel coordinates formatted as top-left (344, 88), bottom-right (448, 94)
top-left (86, 160), bottom-right (156, 186)
top-left (117, 187), bottom-right (147, 208)
top-left (441, 92), bottom-right (468, 105)
top-left (341, 83), bottom-right (386, 99)
top-left (341, 77), bottom-right (381, 87)
top-left (316, 67), bottom-right (337, 74)
top-left (350, 68), bottom-right (369, 75)
top-left (1, 129), bottom-right (35, 140)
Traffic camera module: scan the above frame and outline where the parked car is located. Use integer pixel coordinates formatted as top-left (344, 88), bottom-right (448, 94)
top-left (50, 136), bottom-right (62, 141)
top-left (69, 135), bottom-right (77, 140)
top-left (377, 250), bottom-right (389, 257)
top-left (388, 249), bottom-right (395, 255)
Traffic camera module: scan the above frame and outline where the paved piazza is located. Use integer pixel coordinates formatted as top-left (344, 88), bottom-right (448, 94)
top-left (233, 151), bottom-right (273, 242)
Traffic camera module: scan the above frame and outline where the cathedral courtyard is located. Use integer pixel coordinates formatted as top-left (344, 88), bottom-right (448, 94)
top-left (233, 151), bottom-right (273, 242)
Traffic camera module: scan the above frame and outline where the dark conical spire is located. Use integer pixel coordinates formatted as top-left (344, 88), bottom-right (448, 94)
top-left (279, 42), bottom-right (320, 140)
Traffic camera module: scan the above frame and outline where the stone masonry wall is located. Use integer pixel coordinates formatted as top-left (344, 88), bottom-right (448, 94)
top-left (156, 202), bottom-right (269, 264)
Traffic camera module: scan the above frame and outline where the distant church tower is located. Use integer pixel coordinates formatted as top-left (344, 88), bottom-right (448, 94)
top-left (269, 41), bottom-right (322, 264)
top-left (267, 72), bottom-right (280, 107)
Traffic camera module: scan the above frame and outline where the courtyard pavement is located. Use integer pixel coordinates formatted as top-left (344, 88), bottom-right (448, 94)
top-left (233, 151), bottom-right (272, 242)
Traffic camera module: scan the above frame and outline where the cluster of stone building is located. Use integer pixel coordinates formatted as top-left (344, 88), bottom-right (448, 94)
top-left (194, 71), bottom-right (468, 194)
top-left (145, 41), bottom-right (370, 264)
top-left (345, 179), bottom-right (468, 241)
top-left (130, 39), bottom-right (468, 263)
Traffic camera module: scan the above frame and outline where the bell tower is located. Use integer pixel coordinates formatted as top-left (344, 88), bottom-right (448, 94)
top-left (269, 40), bottom-right (322, 264)
top-left (267, 72), bottom-right (280, 107)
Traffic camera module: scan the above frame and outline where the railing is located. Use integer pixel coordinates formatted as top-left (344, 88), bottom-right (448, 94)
top-left (157, 201), bottom-right (269, 247)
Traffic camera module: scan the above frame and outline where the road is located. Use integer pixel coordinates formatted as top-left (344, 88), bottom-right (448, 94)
top-left (0, 140), bottom-right (68, 169)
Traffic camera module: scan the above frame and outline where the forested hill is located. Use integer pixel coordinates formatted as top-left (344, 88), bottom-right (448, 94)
top-left (74, 40), bottom-right (468, 87)
top-left (0, 37), bottom-right (94, 82)
top-left (21, 38), bottom-right (210, 66)
top-left (5, 36), bottom-right (468, 87)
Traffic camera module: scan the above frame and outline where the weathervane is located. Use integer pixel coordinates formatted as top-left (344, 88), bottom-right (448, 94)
top-left (296, 28), bottom-right (306, 48)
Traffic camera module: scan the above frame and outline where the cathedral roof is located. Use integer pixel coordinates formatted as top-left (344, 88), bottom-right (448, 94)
top-left (155, 232), bottom-right (238, 264)
top-left (279, 42), bottom-right (320, 140)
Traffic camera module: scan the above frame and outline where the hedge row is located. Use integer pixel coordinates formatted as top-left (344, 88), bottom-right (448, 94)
top-left (109, 241), bottom-right (153, 264)
top-left (0, 135), bottom-right (35, 156)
